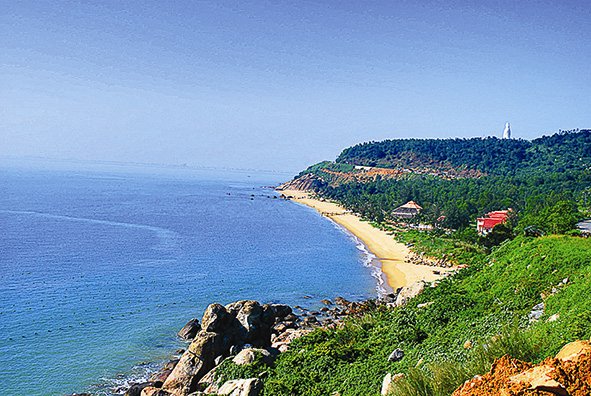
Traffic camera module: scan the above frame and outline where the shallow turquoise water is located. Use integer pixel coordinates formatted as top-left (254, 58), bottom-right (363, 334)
top-left (0, 166), bottom-right (377, 395)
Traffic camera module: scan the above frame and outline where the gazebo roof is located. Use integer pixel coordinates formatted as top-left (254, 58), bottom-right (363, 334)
top-left (399, 201), bottom-right (423, 210)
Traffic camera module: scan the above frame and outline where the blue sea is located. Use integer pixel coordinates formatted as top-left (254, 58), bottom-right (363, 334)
top-left (0, 163), bottom-right (379, 396)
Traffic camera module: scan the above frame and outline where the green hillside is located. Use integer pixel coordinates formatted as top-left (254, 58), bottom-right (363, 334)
top-left (298, 129), bottom-right (590, 230)
top-left (218, 235), bottom-right (591, 395)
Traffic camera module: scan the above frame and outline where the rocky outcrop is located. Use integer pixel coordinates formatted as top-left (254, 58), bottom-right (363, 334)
top-left (276, 173), bottom-right (326, 192)
top-left (178, 319), bottom-right (201, 341)
top-left (125, 296), bottom-right (399, 396)
top-left (136, 300), bottom-right (320, 396)
top-left (453, 340), bottom-right (591, 396)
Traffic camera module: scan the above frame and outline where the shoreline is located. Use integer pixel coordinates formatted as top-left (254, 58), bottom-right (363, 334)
top-left (278, 189), bottom-right (450, 290)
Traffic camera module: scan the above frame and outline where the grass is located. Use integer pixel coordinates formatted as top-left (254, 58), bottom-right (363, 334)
top-left (216, 235), bottom-right (591, 395)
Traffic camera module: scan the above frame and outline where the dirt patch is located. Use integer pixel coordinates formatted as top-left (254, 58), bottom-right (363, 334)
top-left (453, 341), bottom-right (591, 396)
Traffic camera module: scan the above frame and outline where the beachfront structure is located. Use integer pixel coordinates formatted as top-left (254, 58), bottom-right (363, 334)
top-left (392, 201), bottom-right (422, 219)
top-left (503, 122), bottom-right (512, 139)
top-left (477, 210), bottom-right (510, 235)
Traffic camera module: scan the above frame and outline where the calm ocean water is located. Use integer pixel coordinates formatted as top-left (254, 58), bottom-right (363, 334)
top-left (0, 165), bottom-right (378, 395)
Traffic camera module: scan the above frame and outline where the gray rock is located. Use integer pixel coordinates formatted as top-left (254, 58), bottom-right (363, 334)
top-left (529, 302), bottom-right (545, 322)
top-left (178, 318), bottom-right (201, 341)
top-left (388, 348), bottom-right (404, 362)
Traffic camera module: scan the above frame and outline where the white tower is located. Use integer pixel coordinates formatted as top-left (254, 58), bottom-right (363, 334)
top-left (503, 122), bottom-right (511, 139)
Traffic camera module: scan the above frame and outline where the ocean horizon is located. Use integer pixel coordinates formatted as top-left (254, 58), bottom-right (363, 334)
top-left (0, 164), bottom-right (379, 395)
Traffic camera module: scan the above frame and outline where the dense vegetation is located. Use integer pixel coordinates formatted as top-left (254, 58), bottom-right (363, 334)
top-left (336, 129), bottom-right (591, 175)
top-left (302, 129), bottom-right (591, 231)
top-left (218, 235), bottom-right (591, 395)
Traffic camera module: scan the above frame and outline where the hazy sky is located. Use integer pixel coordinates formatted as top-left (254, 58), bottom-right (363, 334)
top-left (1, 1), bottom-right (590, 172)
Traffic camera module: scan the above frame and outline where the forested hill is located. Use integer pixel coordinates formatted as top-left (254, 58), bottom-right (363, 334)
top-left (336, 129), bottom-right (591, 175)
top-left (287, 129), bottom-right (591, 232)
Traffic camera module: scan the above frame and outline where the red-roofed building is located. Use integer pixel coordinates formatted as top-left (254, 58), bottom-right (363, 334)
top-left (476, 210), bottom-right (510, 235)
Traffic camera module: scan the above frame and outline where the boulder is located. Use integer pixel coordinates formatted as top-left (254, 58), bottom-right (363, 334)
top-left (149, 359), bottom-right (179, 386)
top-left (231, 348), bottom-right (274, 366)
top-left (272, 323), bottom-right (289, 334)
top-left (197, 366), bottom-right (222, 394)
top-left (395, 282), bottom-right (425, 306)
top-left (381, 373), bottom-right (404, 395)
top-left (217, 378), bottom-right (262, 396)
top-left (271, 328), bottom-right (311, 352)
top-left (388, 349), bottom-right (404, 362)
top-left (178, 319), bottom-right (201, 341)
top-left (509, 365), bottom-right (567, 395)
top-left (140, 388), bottom-right (174, 396)
top-left (201, 304), bottom-right (230, 333)
top-left (125, 382), bottom-right (154, 396)
top-left (162, 331), bottom-right (226, 395)
top-left (528, 302), bottom-right (544, 322)
top-left (555, 340), bottom-right (591, 362)
top-left (269, 304), bottom-right (292, 319)
top-left (225, 300), bottom-right (270, 346)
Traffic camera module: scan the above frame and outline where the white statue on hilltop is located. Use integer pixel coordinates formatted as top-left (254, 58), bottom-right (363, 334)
top-left (503, 122), bottom-right (512, 139)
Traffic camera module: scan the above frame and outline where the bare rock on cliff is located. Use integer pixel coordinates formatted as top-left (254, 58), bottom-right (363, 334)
top-left (276, 174), bottom-right (326, 192)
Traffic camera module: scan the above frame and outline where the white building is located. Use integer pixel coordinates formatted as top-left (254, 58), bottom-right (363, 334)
top-left (503, 122), bottom-right (512, 139)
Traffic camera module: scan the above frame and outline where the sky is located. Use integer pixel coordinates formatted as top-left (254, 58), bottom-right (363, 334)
top-left (1, 1), bottom-right (590, 172)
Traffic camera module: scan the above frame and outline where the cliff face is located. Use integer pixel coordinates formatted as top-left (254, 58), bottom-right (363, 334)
top-left (276, 173), bottom-right (326, 192)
